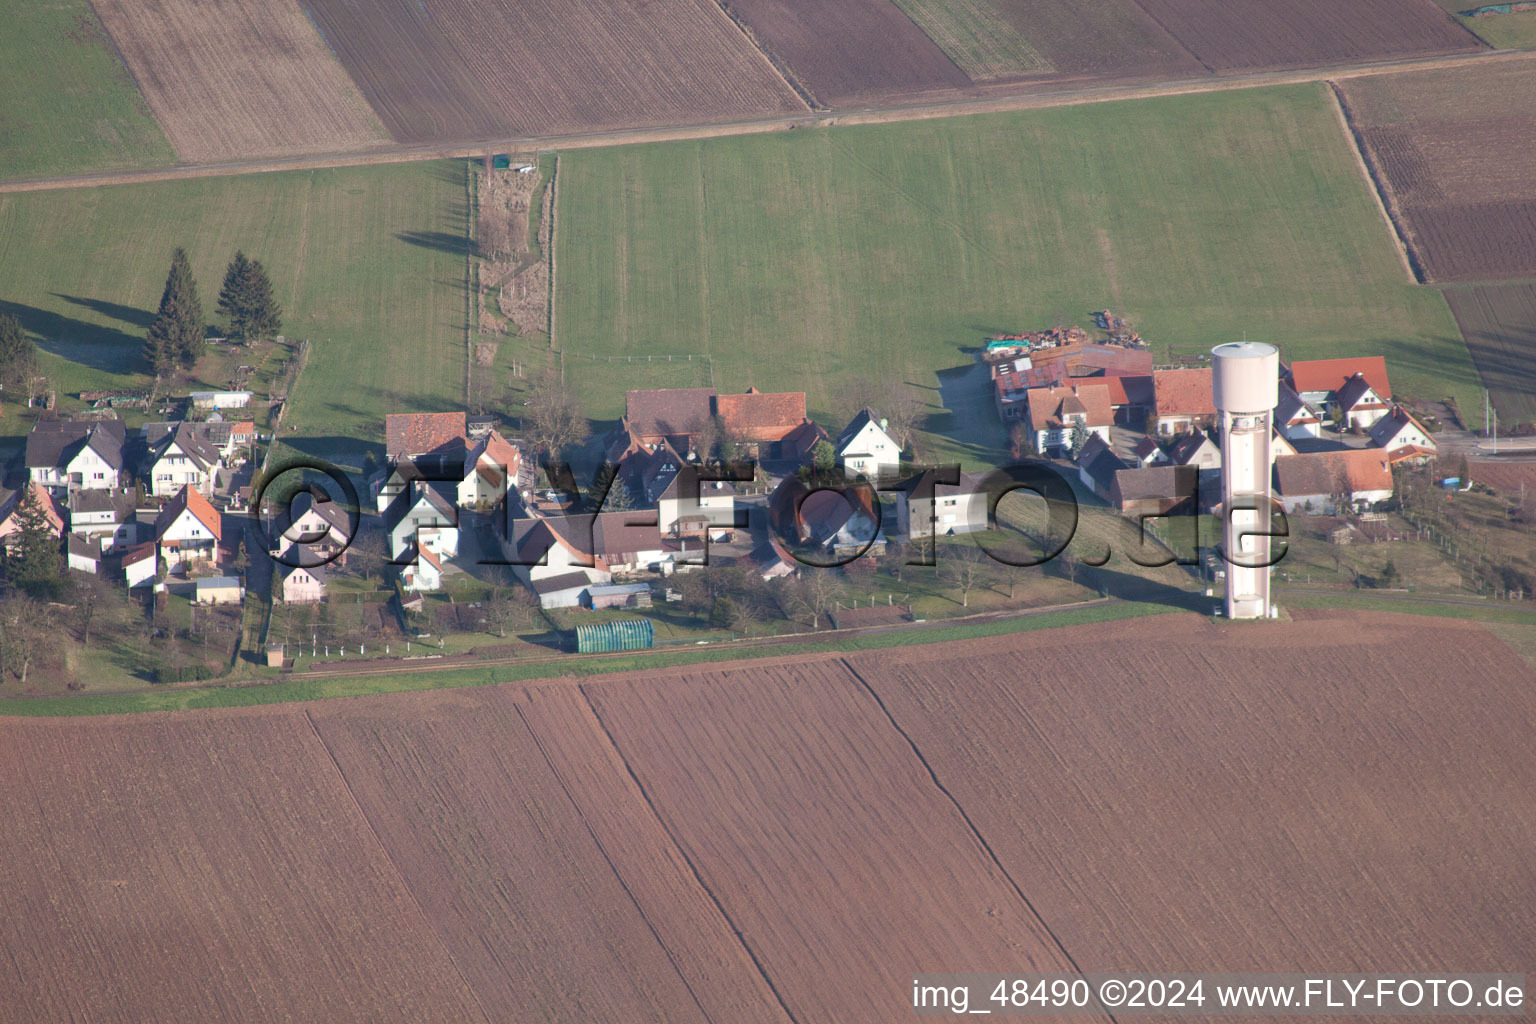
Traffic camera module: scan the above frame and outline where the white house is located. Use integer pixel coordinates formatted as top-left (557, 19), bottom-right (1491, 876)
top-left (25, 420), bottom-right (127, 494)
top-left (835, 408), bottom-right (902, 480)
top-left (1025, 383), bottom-right (1113, 455)
top-left (400, 545), bottom-right (445, 593)
top-left (147, 423), bottom-right (222, 498)
top-left (277, 563), bottom-right (328, 604)
top-left (506, 516), bottom-right (613, 607)
top-left (154, 485), bottom-right (222, 573)
top-left (68, 489), bottom-right (139, 551)
top-left (657, 467), bottom-right (737, 539)
top-left (1129, 436), bottom-right (1169, 469)
top-left (1168, 429), bottom-right (1221, 473)
top-left (386, 486), bottom-right (459, 561)
top-left (458, 430), bottom-right (521, 509)
top-left (1336, 373), bottom-right (1392, 431)
top-left (893, 469), bottom-right (990, 540)
top-left (1276, 382), bottom-right (1323, 440)
top-left (272, 490), bottom-right (352, 566)
top-left (1369, 405), bottom-right (1437, 455)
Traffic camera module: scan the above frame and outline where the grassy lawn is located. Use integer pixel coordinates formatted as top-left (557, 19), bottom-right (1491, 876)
top-left (556, 84), bottom-right (1477, 465)
top-left (0, 160), bottom-right (469, 453)
top-left (0, 0), bottom-right (174, 181)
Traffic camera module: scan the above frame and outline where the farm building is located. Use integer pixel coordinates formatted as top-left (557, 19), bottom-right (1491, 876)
top-left (586, 583), bottom-right (653, 610)
top-left (574, 618), bottom-right (655, 654)
top-left (1111, 465), bottom-right (1198, 517)
top-left (1275, 449), bottom-right (1394, 514)
top-left (385, 411), bottom-right (468, 460)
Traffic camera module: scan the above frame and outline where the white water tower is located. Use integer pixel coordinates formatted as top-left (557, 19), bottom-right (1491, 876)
top-left (1212, 342), bottom-right (1279, 619)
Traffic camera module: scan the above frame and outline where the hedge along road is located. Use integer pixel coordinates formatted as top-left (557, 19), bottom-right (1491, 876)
top-left (0, 600), bottom-right (1182, 717)
top-left (1, 48), bottom-right (1532, 195)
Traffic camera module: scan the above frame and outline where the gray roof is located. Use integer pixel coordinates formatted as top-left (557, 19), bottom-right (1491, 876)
top-left (532, 571), bottom-right (593, 595)
top-left (69, 488), bottom-right (135, 517)
top-left (25, 419), bottom-right (126, 470)
top-left (153, 422), bottom-right (220, 472)
top-left (196, 576), bottom-right (242, 589)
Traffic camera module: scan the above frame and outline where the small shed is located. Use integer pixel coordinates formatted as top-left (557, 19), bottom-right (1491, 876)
top-left (195, 576), bottom-right (244, 605)
top-left (265, 644), bottom-right (285, 668)
top-left (585, 582), bottom-right (652, 609)
top-left (574, 618), bottom-right (654, 654)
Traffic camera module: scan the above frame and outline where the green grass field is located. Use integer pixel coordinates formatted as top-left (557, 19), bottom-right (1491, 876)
top-left (0, 160), bottom-right (468, 449)
top-left (555, 83), bottom-right (1479, 465)
top-left (0, 0), bottom-right (173, 181)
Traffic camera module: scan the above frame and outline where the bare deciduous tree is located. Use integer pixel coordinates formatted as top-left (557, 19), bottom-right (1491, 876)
top-left (523, 369), bottom-right (589, 461)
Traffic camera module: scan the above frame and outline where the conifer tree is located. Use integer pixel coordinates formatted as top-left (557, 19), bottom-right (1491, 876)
top-left (6, 489), bottom-right (62, 599)
top-left (145, 248), bottom-right (203, 374)
top-left (217, 251), bottom-right (282, 342)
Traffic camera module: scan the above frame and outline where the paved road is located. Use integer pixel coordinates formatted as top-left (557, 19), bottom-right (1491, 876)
top-left (2, 49), bottom-right (1532, 195)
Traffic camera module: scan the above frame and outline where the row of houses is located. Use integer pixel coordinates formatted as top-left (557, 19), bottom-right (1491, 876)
top-left (1054, 354), bottom-right (1436, 517)
top-left (24, 416), bottom-right (256, 500)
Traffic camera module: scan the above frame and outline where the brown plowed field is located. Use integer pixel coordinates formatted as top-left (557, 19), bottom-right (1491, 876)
top-left (1444, 282), bottom-right (1536, 425)
top-left (854, 611), bottom-right (1536, 978)
top-left (0, 710), bottom-right (486, 1023)
top-left (1133, 0), bottom-right (1481, 72)
top-left (90, 0), bottom-right (387, 163)
top-left (5, 611), bottom-right (1535, 1021)
top-left (1339, 61), bottom-right (1536, 280)
top-left (715, 0), bottom-right (974, 105)
top-left (304, 0), bottom-right (804, 144)
top-left (584, 655), bottom-right (1108, 1024)
top-left (304, 687), bottom-right (789, 1023)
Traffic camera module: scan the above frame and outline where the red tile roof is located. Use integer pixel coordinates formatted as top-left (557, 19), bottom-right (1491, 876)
top-left (1276, 449), bottom-right (1393, 497)
top-left (1288, 357), bottom-right (1391, 400)
top-left (154, 485), bottom-right (222, 542)
top-left (715, 389), bottom-right (807, 442)
top-left (386, 412), bottom-right (467, 457)
top-left (624, 389), bottom-right (716, 441)
top-left (1026, 383), bottom-right (1114, 432)
top-left (1152, 369), bottom-right (1215, 418)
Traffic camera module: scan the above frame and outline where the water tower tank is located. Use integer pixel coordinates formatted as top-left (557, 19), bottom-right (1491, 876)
top-left (1212, 341), bottom-right (1279, 413)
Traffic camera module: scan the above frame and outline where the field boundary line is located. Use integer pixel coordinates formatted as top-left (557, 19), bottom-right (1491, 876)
top-left (511, 702), bottom-right (733, 1024)
top-left (1324, 81), bottom-right (1423, 284)
top-left (840, 657), bottom-right (1123, 1024)
top-left (5, 51), bottom-right (1534, 195)
top-left (576, 684), bottom-right (806, 1024)
top-left (547, 154), bottom-right (560, 350)
top-left (707, 0), bottom-right (821, 111)
top-left (300, 709), bottom-right (495, 1024)
top-left (464, 160), bottom-right (476, 405)
top-left (1122, 0), bottom-right (1215, 73)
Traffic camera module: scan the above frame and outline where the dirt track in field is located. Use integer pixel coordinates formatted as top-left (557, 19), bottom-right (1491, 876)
top-left (90, 0), bottom-right (387, 163)
top-left (4, 611), bottom-right (1534, 1022)
top-left (4, 47), bottom-right (1530, 196)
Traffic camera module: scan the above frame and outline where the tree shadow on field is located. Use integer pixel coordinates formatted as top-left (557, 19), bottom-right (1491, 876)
top-left (52, 293), bottom-right (154, 330)
top-left (395, 231), bottom-right (471, 257)
top-left (0, 300), bottom-right (144, 374)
